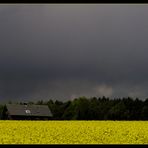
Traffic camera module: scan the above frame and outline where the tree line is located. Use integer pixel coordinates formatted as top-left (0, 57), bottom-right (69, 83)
top-left (1, 96), bottom-right (148, 120)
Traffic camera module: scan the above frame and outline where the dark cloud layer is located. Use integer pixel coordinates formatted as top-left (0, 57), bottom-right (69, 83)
top-left (0, 4), bottom-right (148, 102)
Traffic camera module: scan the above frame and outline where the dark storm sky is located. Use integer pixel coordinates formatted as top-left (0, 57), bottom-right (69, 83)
top-left (0, 4), bottom-right (148, 102)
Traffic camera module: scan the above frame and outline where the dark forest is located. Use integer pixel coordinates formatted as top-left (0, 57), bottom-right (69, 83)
top-left (0, 96), bottom-right (148, 120)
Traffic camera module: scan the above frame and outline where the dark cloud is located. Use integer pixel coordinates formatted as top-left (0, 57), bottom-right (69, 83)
top-left (0, 4), bottom-right (148, 102)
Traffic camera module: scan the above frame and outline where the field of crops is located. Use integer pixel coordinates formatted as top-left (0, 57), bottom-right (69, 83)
top-left (0, 120), bottom-right (148, 144)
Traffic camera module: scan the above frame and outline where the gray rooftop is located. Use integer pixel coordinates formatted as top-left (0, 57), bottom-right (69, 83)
top-left (6, 104), bottom-right (52, 117)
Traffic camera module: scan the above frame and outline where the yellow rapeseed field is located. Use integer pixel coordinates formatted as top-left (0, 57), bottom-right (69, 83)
top-left (0, 120), bottom-right (148, 144)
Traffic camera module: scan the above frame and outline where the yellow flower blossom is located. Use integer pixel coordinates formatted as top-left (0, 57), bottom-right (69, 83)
top-left (0, 120), bottom-right (148, 144)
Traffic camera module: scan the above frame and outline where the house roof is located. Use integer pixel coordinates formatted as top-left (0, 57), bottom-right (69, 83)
top-left (6, 104), bottom-right (53, 117)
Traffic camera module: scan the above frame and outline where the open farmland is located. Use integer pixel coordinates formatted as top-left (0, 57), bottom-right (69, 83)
top-left (0, 121), bottom-right (148, 144)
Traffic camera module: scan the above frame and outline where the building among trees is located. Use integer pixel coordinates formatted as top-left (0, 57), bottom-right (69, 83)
top-left (1, 103), bottom-right (53, 120)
